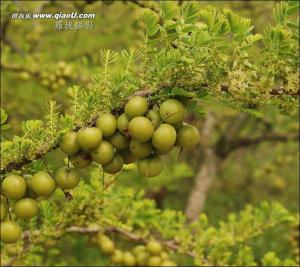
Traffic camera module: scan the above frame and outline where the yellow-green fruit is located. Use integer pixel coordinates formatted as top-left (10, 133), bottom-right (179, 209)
top-left (128, 116), bottom-right (154, 142)
top-left (24, 174), bottom-right (38, 199)
top-left (117, 113), bottom-right (130, 134)
top-left (91, 140), bottom-right (114, 165)
top-left (123, 252), bottom-right (136, 266)
top-left (152, 124), bottom-right (176, 152)
top-left (41, 79), bottom-right (50, 87)
top-left (97, 233), bottom-right (110, 244)
top-left (0, 202), bottom-right (7, 221)
top-left (70, 151), bottom-right (92, 169)
top-left (132, 245), bottom-right (146, 256)
top-left (137, 156), bottom-right (163, 178)
top-left (129, 139), bottom-right (152, 158)
top-left (147, 256), bottom-right (162, 266)
top-left (136, 251), bottom-right (149, 266)
top-left (1, 175), bottom-right (26, 200)
top-left (0, 221), bottom-right (22, 243)
top-left (111, 249), bottom-right (123, 264)
top-left (109, 132), bottom-right (129, 150)
top-left (58, 60), bottom-right (67, 70)
top-left (160, 99), bottom-right (186, 124)
top-left (160, 251), bottom-right (170, 260)
top-left (14, 198), bottom-right (38, 219)
top-left (61, 131), bottom-right (80, 155)
top-left (161, 260), bottom-right (177, 266)
top-left (20, 71), bottom-right (30, 80)
top-left (125, 96), bottom-right (149, 118)
top-left (146, 240), bottom-right (162, 255)
top-left (76, 127), bottom-right (102, 150)
top-left (119, 148), bottom-right (138, 164)
top-left (100, 238), bottom-right (115, 254)
top-left (146, 110), bottom-right (161, 129)
top-left (102, 154), bottom-right (123, 174)
top-left (55, 167), bottom-right (80, 190)
top-left (96, 113), bottom-right (117, 137)
top-left (57, 78), bottom-right (66, 86)
top-left (31, 171), bottom-right (56, 197)
top-left (176, 124), bottom-right (200, 149)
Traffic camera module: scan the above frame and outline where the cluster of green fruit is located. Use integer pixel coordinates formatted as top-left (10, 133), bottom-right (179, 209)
top-left (0, 166), bottom-right (82, 243)
top-left (0, 96), bottom-right (200, 245)
top-left (40, 61), bottom-right (72, 90)
top-left (61, 96), bottom-right (200, 177)
top-left (97, 233), bottom-right (177, 266)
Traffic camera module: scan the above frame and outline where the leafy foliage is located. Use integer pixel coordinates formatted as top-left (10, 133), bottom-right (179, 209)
top-left (0, 1), bottom-right (299, 266)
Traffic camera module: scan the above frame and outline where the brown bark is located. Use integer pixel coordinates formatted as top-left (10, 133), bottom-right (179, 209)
top-left (185, 112), bottom-right (218, 222)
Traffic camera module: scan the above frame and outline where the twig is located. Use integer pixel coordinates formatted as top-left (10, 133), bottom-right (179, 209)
top-left (66, 225), bottom-right (196, 257)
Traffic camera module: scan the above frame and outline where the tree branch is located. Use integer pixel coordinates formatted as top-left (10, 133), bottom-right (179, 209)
top-left (185, 112), bottom-right (219, 222)
top-left (67, 226), bottom-right (196, 257)
top-left (225, 133), bottom-right (299, 155)
top-left (3, 224), bottom-right (199, 267)
top-left (0, 90), bottom-right (152, 175)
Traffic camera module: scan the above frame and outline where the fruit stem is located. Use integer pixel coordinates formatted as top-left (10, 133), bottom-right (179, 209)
top-left (177, 147), bottom-right (183, 161)
top-left (61, 188), bottom-right (73, 200)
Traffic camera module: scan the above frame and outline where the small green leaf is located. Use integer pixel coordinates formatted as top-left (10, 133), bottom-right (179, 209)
top-left (1, 108), bottom-right (8, 124)
top-left (0, 124), bottom-right (11, 131)
top-left (182, 2), bottom-right (200, 24)
top-left (144, 9), bottom-right (160, 37)
top-left (187, 100), bottom-right (206, 116)
top-left (287, 21), bottom-right (299, 29)
top-left (160, 1), bottom-right (178, 20)
top-left (286, 4), bottom-right (299, 16)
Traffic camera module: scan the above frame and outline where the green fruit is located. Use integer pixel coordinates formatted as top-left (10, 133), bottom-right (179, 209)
top-left (31, 171), bottom-right (56, 197)
top-left (117, 113), bottom-right (130, 134)
top-left (147, 241), bottom-right (162, 255)
top-left (123, 252), bottom-right (136, 266)
top-left (55, 167), bottom-right (80, 189)
top-left (96, 113), bottom-right (117, 137)
top-left (102, 154), bottom-right (123, 174)
top-left (176, 124), bottom-right (200, 149)
top-left (119, 149), bottom-right (138, 164)
top-left (0, 221), bottom-right (22, 243)
top-left (147, 256), bottom-right (162, 266)
top-left (152, 123), bottom-right (176, 152)
top-left (146, 110), bottom-right (161, 129)
top-left (136, 251), bottom-right (149, 266)
top-left (161, 260), bottom-right (177, 266)
top-left (111, 249), bottom-right (123, 264)
top-left (97, 233), bottom-right (110, 244)
top-left (20, 71), bottom-right (30, 80)
top-left (125, 96), bottom-right (148, 118)
top-left (99, 239), bottom-right (115, 254)
top-left (0, 202), bottom-right (7, 221)
top-left (109, 132), bottom-right (129, 150)
top-left (76, 127), bottom-right (102, 150)
top-left (70, 151), bottom-right (92, 169)
top-left (60, 131), bottom-right (80, 155)
top-left (91, 140), bottom-right (114, 165)
top-left (14, 198), bottom-right (38, 219)
top-left (160, 252), bottom-right (170, 260)
top-left (132, 245), bottom-right (146, 256)
top-left (24, 175), bottom-right (38, 199)
top-left (128, 116), bottom-right (154, 142)
top-left (160, 99), bottom-right (186, 124)
top-left (1, 175), bottom-right (26, 200)
top-left (137, 156), bottom-right (163, 177)
top-left (130, 140), bottom-right (152, 158)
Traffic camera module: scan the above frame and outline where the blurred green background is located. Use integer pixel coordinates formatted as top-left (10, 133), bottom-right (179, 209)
top-left (1, 1), bottom-right (299, 266)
